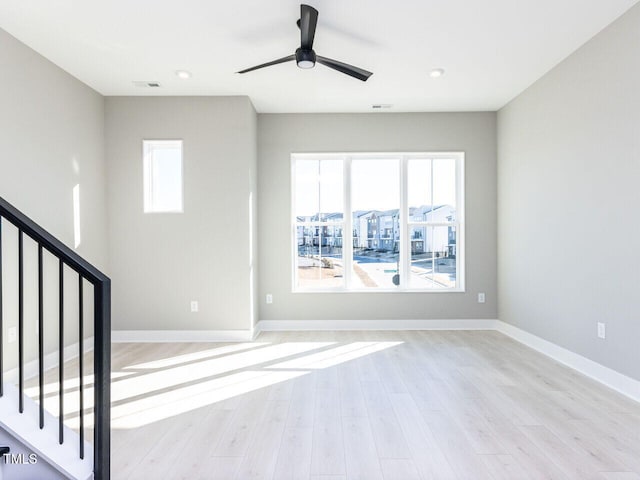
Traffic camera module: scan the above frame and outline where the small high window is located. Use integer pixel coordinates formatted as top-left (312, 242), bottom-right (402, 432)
top-left (143, 140), bottom-right (183, 213)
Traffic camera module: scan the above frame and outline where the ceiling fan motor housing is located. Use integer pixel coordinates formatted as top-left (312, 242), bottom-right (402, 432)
top-left (295, 48), bottom-right (316, 68)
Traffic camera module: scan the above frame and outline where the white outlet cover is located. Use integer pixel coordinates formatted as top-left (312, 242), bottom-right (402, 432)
top-left (8, 326), bottom-right (17, 343)
top-left (597, 322), bottom-right (606, 339)
top-left (478, 293), bottom-right (486, 303)
top-left (266, 294), bottom-right (273, 304)
top-left (190, 301), bottom-right (199, 313)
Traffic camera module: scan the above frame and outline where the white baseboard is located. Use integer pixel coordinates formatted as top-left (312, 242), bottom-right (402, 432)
top-left (4, 337), bottom-right (94, 384)
top-left (112, 329), bottom-right (254, 343)
top-left (495, 321), bottom-right (640, 403)
top-left (252, 322), bottom-right (262, 340)
top-left (256, 319), bottom-right (497, 332)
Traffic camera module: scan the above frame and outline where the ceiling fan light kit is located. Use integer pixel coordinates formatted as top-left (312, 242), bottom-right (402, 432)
top-left (237, 4), bottom-right (373, 81)
top-left (295, 48), bottom-right (316, 69)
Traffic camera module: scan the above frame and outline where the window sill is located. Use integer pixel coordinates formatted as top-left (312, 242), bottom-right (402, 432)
top-left (292, 288), bottom-right (466, 294)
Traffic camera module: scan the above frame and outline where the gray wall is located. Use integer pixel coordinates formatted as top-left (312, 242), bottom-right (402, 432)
top-left (258, 113), bottom-right (497, 321)
top-left (498, 3), bottom-right (640, 380)
top-left (105, 96), bottom-right (258, 332)
top-left (0, 28), bottom-right (107, 368)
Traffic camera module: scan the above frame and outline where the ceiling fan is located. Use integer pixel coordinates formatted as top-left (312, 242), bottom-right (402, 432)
top-left (237, 4), bottom-right (373, 82)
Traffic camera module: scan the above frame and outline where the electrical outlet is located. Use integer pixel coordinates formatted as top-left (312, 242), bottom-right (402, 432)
top-left (477, 292), bottom-right (486, 304)
top-left (266, 294), bottom-right (273, 304)
top-left (7, 326), bottom-right (16, 343)
top-left (597, 322), bottom-right (606, 339)
top-left (190, 301), bottom-right (199, 313)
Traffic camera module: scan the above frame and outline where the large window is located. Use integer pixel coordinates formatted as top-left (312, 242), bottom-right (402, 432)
top-left (292, 153), bottom-right (464, 292)
top-left (143, 140), bottom-right (183, 213)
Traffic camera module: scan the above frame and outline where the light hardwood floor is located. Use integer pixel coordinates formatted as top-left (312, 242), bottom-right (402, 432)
top-left (30, 330), bottom-right (640, 479)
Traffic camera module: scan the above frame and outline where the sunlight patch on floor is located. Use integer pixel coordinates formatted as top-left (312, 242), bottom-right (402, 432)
top-left (111, 369), bottom-right (306, 429)
top-left (25, 371), bottom-right (134, 398)
top-left (124, 342), bottom-right (270, 370)
top-left (31, 340), bottom-right (405, 430)
top-left (270, 341), bottom-right (403, 370)
top-left (110, 341), bottom-right (334, 404)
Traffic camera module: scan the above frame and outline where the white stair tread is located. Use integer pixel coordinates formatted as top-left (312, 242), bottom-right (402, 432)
top-left (0, 382), bottom-right (93, 480)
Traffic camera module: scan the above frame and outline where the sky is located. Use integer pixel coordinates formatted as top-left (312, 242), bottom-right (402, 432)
top-left (145, 141), bottom-right (183, 212)
top-left (295, 157), bottom-right (456, 217)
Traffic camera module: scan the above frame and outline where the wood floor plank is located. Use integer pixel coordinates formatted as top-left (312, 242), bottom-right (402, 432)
top-left (110, 416), bottom-right (175, 478)
top-left (379, 458), bottom-right (421, 480)
top-left (425, 377), bottom-right (509, 455)
top-left (601, 474), bottom-right (640, 480)
top-left (360, 381), bottom-right (411, 459)
top-left (388, 393), bottom-right (457, 479)
top-left (213, 388), bottom-right (270, 457)
top-left (567, 417), bottom-right (640, 473)
top-left (342, 416), bottom-right (383, 480)
top-left (285, 370), bottom-right (317, 429)
top-left (310, 416), bottom-right (345, 476)
top-left (478, 454), bottom-right (532, 480)
top-left (273, 427), bottom-right (313, 480)
top-left (471, 402), bottom-right (571, 480)
top-left (316, 361), bottom-right (340, 390)
top-left (541, 415), bottom-right (629, 473)
top-left (122, 409), bottom-right (206, 479)
top-left (458, 368), bottom-right (542, 427)
top-left (354, 353), bottom-right (381, 382)
top-left (161, 407), bottom-right (236, 479)
top-left (234, 398), bottom-right (290, 479)
top-left (310, 388), bottom-right (346, 476)
top-left (371, 347), bottom-right (407, 394)
top-left (519, 424), bottom-right (610, 480)
top-left (423, 410), bottom-right (496, 480)
top-left (337, 362), bottom-right (368, 418)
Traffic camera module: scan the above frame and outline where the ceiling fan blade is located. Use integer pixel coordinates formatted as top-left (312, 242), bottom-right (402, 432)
top-left (316, 56), bottom-right (373, 82)
top-left (237, 54), bottom-right (295, 74)
top-left (300, 4), bottom-right (318, 50)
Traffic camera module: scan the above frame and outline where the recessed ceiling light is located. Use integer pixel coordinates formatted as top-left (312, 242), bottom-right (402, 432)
top-left (430, 68), bottom-right (445, 78)
top-left (175, 70), bottom-right (192, 79)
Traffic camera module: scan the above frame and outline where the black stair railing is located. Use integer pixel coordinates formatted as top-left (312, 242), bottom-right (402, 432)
top-left (0, 196), bottom-right (110, 480)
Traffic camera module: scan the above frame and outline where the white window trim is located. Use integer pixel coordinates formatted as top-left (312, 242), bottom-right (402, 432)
top-left (291, 152), bottom-right (465, 293)
top-left (143, 139), bottom-right (184, 214)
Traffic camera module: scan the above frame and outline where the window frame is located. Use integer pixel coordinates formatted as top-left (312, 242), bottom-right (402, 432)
top-left (142, 139), bottom-right (184, 214)
top-left (291, 152), bottom-right (465, 293)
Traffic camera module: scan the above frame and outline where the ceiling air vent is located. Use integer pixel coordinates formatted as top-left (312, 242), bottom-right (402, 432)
top-left (372, 104), bottom-right (392, 109)
top-left (132, 81), bottom-right (162, 88)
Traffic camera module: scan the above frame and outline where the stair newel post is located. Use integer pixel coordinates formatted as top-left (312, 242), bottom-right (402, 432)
top-left (93, 278), bottom-right (111, 480)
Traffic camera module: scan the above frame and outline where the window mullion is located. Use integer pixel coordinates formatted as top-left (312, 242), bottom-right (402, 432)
top-left (400, 156), bottom-right (409, 288)
top-left (344, 156), bottom-right (352, 289)
top-left (457, 155), bottom-right (465, 290)
top-left (291, 159), bottom-right (298, 290)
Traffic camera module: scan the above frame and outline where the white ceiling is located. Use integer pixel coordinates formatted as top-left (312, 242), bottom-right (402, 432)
top-left (1, 0), bottom-right (637, 113)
